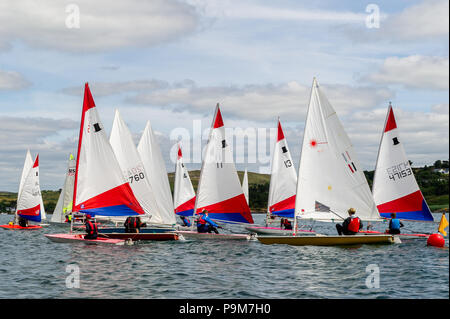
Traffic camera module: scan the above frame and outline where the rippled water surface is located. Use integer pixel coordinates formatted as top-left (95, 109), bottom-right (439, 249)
top-left (0, 213), bottom-right (448, 299)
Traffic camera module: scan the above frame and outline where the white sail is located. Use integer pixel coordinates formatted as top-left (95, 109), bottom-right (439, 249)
top-left (242, 168), bottom-right (249, 204)
top-left (372, 104), bottom-right (433, 221)
top-left (16, 155), bottom-right (42, 223)
top-left (173, 142), bottom-right (196, 216)
top-left (295, 78), bottom-right (380, 222)
top-left (18, 149), bottom-right (33, 201)
top-left (109, 109), bottom-right (163, 224)
top-left (137, 121), bottom-right (176, 225)
top-left (194, 104), bottom-right (253, 224)
top-left (51, 154), bottom-right (76, 223)
top-left (267, 119), bottom-right (297, 217)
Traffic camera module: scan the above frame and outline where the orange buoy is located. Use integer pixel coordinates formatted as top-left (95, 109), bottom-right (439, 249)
top-left (427, 233), bottom-right (445, 247)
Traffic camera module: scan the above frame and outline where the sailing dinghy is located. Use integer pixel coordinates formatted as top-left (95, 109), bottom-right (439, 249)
top-left (372, 104), bottom-right (434, 222)
top-left (262, 78), bottom-right (394, 246)
top-left (50, 154), bottom-right (76, 225)
top-left (245, 119), bottom-right (315, 236)
top-left (173, 143), bottom-right (196, 230)
top-left (360, 103), bottom-right (434, 239)
top-left (1, 153), bottom-right (44, 230)
top-left (137, 121), bottom-right (177, 227)
top-left (176, 104), bottom-right (254, 240)
top-left (46, 83), bottom-right (147, 245)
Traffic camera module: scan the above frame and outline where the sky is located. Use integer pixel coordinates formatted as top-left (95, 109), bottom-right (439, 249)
top-left (0, 0), bottom-right (448, 191)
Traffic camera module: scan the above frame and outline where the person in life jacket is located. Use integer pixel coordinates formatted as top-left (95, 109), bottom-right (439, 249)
top-left (84, 215), bottom-right (98, 239)
top-left (281, 218), bottom-right (293, 230)
top-left (64, 214), bottom-right (72, 223)
top-left (386, 213), bottom-right (404, 235)
top-left (180, 216), bottom-right (191, 227)
top-left (18, 216), bottom-right (28, 227)
top-left (336, 208), bottom-right (363, 235)
top-left (124, 216), bottom-right (144, 233)
top-left (197, 210), bottom-right (221, 234)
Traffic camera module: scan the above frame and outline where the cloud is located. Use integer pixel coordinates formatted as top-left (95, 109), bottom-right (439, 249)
top-left (0, 116), bottom-right (79, 191)
top-left (0, 70), bottom-right (31, 90)
top-left (382, 0), bottom-right (449, 40)
top-left (61, 80), bottom-right (170, 97)
top-left (340, 0), bottom-right (448, 43)
top-left (365, 55), bottom-right (449, 90)
top-left (125, 80), bottom-right (393, 121)
top-left (0, 0), bottom-right (199, 52)
top-left (188, 0), bottom-right (367, 22)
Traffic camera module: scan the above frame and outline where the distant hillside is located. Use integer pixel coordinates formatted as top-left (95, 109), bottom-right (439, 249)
top-left (1, 161), bottom-right (448, 214)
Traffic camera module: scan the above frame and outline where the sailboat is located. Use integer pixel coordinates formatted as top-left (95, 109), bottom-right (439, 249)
top-left (50, 154), bottom-right (76, 224)
top-left (1, 154), bottom-right (43, 230)
top-left (137, 121), bottom-right (177, 226)
top-left (109, 109), bottom-right (166, 225)
top-left (259, 78), bottom-right (395, 246)
top-left (246, 119), bottom-right (315, 236)
top-left (372, 104), bottom-right (434, 222)
top-left (45, 83), bottom-right (178, 244)
top-left (176, 104), bottom-right (254, 240)
top-left (359, 103), bottom-right (434, 239)
top-left (174, 143), bottom-right (196, 217)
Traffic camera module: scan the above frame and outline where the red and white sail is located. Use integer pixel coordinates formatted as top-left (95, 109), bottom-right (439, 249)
top-left (16, 155), bottom-right (42, 223)
top-left (137, 121), bottom-right (176, 225)
top-left (295, 78), bottom-right (380, 222)
top-left (372, 104), bottom-right (433, 221)
top-left (173, 143), bottom-right (196, 217)
top-left (268, 119), bottom-right (297, 218)
top-left (110, 109), bottom-right (164, 224)
top-left (194, 104), bottom-right (254, 224)
top-left (72, 83), bottom-right (144, 217)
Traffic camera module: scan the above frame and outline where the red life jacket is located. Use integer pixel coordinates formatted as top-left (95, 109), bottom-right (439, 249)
top-left (347, 217), bottom-right (360, 233)
top-left (86, 220), bottom-right (97, 235)
top-left (126, 217), bottom-right (138, 228)
top-left (198, 215), bottom-right (206, 225)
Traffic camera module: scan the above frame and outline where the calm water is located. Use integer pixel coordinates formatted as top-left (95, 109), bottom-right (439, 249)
top-left (0, 213), bottom-right (448, 299)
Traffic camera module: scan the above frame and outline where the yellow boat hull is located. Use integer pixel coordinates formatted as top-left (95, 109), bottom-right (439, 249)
top-left (257, 234), bottom-right (395, 246)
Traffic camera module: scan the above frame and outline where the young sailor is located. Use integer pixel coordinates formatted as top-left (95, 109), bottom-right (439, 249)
top-left (180, 215), bottom-right (191, 227)
top-left (84, 215), bottom-right (98, 239)
top-left (197, 210), bottom-right (220, 234)
top-left (18, 216), bottom-right (29, 228)
top-left (280, 218), bottom-right (293, 230)
top-left (124, 216), bottom-right (144, 233)
top-left (336, 208), bottom-right (363, 235)
top-left (386, 213), bottom-right (404, 235)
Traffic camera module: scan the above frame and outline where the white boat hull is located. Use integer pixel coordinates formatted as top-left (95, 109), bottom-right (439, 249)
top-left (176, 230), bottom-right (253, 241)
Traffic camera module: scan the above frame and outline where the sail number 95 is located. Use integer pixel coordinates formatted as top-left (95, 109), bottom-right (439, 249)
top-left (223, 303), bottom-right (270, 314)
